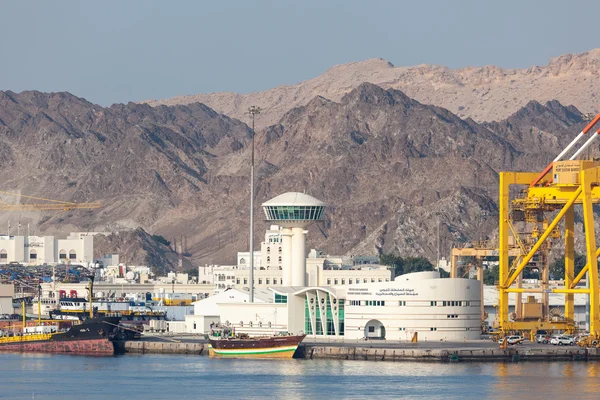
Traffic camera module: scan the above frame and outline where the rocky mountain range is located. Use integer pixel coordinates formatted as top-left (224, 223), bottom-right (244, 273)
top-left (0, 83), bottom-right (593, 268)
top-left (145, 49), bottom-right (600, 130)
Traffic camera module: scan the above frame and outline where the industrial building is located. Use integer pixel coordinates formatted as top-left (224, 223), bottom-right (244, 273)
top-left (0, 284), bottom-right (13, 315)
top-left (484, 286), bottom-right (589, 330)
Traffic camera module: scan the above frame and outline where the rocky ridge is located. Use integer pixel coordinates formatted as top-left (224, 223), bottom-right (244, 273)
top-left (0, 86), bottom-right (591, 265)
top-left (145, 49), bottom-right (600, 129)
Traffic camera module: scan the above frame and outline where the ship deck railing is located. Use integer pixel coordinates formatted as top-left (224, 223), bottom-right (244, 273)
top-left (0, 333), bottom-right (53, 343)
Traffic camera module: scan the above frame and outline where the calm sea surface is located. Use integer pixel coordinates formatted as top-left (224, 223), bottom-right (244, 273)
top-left (1, 353), bottom-right (600, 400)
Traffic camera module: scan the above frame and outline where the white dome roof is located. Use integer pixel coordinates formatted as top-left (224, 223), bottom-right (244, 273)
top-left (262, 192), bottom-right (326, 207)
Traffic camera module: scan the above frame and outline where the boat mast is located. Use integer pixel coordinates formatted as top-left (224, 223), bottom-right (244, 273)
top-left (88, 276), bottom-right (94, 319)
top-left (22, 300), bottom-right (25, 331)
top-left (37, 283), bottom-right (41, 325)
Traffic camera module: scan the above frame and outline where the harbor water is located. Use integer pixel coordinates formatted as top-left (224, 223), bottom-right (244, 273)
top-left (2, 354), bottom-right (600, 399)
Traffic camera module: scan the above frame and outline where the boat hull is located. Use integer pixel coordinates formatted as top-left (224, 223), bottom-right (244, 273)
top-left (208, 334), bottom-right (305, 359)
top-left (0, 338), bottom-right (117, 355)
top-left (0, 316), bottom-right (124, 356)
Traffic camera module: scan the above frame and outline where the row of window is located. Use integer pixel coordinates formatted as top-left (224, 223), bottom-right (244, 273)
top-left (350, 300), bottom-right (387, 306)
top-left (265, 247), bottom-right (282, 253)
top-left (265, 256), bottom-right (282, 263)
top-left (327, 278), bottom-right (390, 285)
top-left (264, 205), bottom-right (325, 221)
top-left (430, 301), bottom-right (471, 307)
top-left (233, 278), bottom-right (284, 285)
top-left (0, 250), bottom-right (76, 259)
top-left (350, 300), bottom-right (472, 307)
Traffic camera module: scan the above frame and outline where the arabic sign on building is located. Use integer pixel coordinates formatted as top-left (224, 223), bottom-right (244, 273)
top-left (347, 287), bottom-right (419, 297)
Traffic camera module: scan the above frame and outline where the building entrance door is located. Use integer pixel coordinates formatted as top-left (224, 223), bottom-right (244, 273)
top-left (364, 319), bottom-right (385, 340)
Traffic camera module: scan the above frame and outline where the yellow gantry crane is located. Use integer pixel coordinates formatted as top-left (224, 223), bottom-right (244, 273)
top-left (497, 114), bottom-right (600, 337)
top-left (0, 191), bottom-right (101, 211)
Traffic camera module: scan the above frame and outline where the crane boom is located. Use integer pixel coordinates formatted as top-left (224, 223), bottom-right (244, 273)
top-left (0, 191), bottom-right (101, 211)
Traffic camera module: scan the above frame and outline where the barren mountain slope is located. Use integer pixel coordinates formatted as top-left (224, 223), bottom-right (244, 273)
top-left (0, 90), bottom-right (251, 245)
top-left (145, 49), bottom-right (600, 129)
top-left (93, 229), bottom-right (193, 272)
top-left (246, 83), bottom-right (586, 258)
top-left (0, 86), bottom-right (588, 265)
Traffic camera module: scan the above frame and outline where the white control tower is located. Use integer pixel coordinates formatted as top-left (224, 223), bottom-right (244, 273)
top-left (262, 192), bottom-right (326, 286)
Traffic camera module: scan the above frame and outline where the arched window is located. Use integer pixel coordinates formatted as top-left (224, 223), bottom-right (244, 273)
top-left (266, 256), bottom-right (271, 263)
top-left (279, 247), bottom-right (282, 253)
top-left (278, 256), bottom-right (282, 263)
top-left (29, 249), bottom-right (37, 260)
top-left (0, 249), bottom-right (7, 260)
top-left (266, 247), bottom-right (270, 254)
top-left (59, 249), bottom-right (67, 260)
top-left (69, 249), bottom-right (76, 260)
top-left (240, 258), bottom-right (246, 264)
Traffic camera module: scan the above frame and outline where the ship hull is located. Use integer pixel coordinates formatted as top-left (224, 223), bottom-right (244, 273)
top-left (0, 338), bottom-right (117, 355)
top-left (208, 335), bottom-right (305, 359)
top-left (0, 316), bottom-right (124, 356)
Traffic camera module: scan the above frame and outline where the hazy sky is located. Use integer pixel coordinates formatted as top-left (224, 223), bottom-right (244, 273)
top-left (1, 0), bottom-right (599, 106)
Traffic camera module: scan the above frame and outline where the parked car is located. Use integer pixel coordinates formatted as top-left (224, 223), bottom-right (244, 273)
top-left (506, 335), bottom-right (523, 345)
top-left (536, 333), bottom-right (550, 344)
top-left (550, 335), bottom-right (574, 346)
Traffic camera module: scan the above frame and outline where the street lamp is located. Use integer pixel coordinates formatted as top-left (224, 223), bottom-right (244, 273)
top-left (248, 106), bottom-right (261, 303)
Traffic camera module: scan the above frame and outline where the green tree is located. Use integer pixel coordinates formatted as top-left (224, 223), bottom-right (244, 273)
top-left (483, 265), bottom-right (499, 285)
top-left (379, 253), bottom-right (404, 276)
top-left (184, 268), bottom-right (198, 278)
top-left (379, 253), bottom-right (449, 278)
top-left (403, 256), bottom-right (434, 274)
top-left (549, 252), bottom-right (587, 280)
top-left (151, 235), bottom-right (171, 247)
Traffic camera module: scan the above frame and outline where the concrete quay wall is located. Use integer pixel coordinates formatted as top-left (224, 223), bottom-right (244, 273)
top-left (124, 339), bottom-right (600, 362)
top-left (125, 341), bottom-right (204, 355)
top-left (302, 345), bottom-right (600, 362)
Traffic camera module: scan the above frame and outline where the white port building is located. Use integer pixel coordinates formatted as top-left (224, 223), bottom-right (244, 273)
top-left (187, 271), bottom-right (482, 341)
top-left (0, 232), bottom-right (94, 265)
top-left (262, 192), bottom-right (326, 287)
top-left (184, 192), bottom-right (482, 340)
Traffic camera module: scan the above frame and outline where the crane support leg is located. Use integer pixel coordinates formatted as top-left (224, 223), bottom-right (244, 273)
top-left (581, 168), bottom-right (600, 335)
top-left (498, 172), bottom-right (538, 330)
top-left (450, 254), bottom-right (458, 278)
top-left (565, 205), bottom-right (575, 322)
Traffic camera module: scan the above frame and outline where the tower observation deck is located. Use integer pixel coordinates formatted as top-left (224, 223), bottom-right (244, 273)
top-left (262, 192), bottom-right (326, 286)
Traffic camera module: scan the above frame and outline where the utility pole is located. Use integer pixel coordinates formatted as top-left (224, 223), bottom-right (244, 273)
top-left (248, 106), bottom-right (261, 303)
top-left (436, 217), bottom-right (440, 271)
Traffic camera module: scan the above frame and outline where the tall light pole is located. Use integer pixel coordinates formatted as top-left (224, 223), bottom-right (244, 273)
top-left (436, 217), bottom-right (440, 271)
top-left (248, 106), bottom-right (261, 303)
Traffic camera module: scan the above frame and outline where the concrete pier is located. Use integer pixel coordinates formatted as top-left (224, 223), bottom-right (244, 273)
top-left (125, 337), bottom-right (600, 362)
top-left (125, 341), bottom-right (204, 355)
top-left (301, 345), bottom-right (600, 362)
